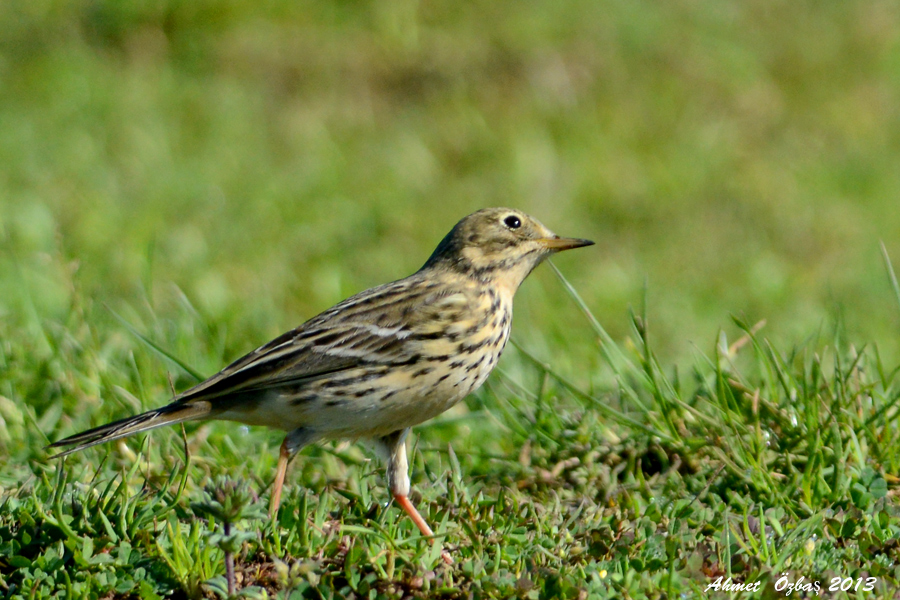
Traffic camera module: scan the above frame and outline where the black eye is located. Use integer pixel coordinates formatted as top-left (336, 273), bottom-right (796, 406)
top-left (503, 215), bottom-right (521, 229)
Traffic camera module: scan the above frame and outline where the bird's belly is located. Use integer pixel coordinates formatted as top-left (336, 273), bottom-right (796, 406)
top-left (375, 362), bottom-right (489, 429)
top-left (312, 363), bottom-right (491, 438)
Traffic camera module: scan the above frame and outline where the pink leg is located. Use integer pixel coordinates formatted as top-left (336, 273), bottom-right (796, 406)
top-left (394, 493), bottom-right (435, 536)
top-left (380, 431), bottom-right (453, 565)
top-left (393, 493), bottom-right (453, 565)
top-left (269, 438), bottom-right (290, 517)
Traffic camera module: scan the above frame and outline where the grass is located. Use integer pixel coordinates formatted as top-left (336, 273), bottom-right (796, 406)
top-left (4, 0), bottom-right (900, 597)
top-left (3, 261), bottom-right (900, 598)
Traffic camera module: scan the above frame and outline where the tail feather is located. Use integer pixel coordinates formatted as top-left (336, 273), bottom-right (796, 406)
top-left (47, 401), bottom-right (212, 458)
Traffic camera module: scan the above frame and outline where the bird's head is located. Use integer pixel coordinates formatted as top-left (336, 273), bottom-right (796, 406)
top-left (422, 208), bottom-right (594, 293)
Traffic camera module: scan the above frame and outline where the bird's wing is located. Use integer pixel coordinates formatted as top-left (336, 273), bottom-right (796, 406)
top-left (176, 323), bottom-right (396, 402)
top-left (176, 275), bottom-right (471, 404)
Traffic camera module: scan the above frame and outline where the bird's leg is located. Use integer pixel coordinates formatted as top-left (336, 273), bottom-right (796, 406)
top-left (269, 438), bottom-right (291, 517)
top-left (378, 429), bottom-right (453, 565)
top-left (393, 494), bottom-right (435, 537)
top-left (270, 428), bottom-right (317, 518)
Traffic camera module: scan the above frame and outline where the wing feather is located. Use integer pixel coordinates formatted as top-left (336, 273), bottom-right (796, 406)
top-left (172, 274), bottom-right (477, 405)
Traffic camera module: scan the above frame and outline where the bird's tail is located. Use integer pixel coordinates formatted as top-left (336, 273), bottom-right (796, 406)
top-left (46, 401), bottom-right (212, 458)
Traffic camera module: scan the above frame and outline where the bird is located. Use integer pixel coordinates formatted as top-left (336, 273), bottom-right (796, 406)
top-left (48, 207), bottom-right (593, 561)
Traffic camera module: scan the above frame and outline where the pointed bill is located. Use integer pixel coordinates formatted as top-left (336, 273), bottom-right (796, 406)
top-left (537, 237), bottom-right (595, 251)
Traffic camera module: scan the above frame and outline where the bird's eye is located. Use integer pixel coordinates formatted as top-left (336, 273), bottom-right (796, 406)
top-left (503, 215), bottom-right (521, 229)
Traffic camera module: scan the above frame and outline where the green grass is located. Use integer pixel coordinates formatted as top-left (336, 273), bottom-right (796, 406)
top-left (4, 263), bottom-right (900, 598)
top-left (4, 0), bottom-right (900, 597)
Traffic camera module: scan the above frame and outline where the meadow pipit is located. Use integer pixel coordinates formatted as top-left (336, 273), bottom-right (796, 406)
top-left (49, 208), bottom-right (593, 561)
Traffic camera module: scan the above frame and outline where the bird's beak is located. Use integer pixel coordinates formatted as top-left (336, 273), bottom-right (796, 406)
top-left (537, 236), bottom-right (595, 251)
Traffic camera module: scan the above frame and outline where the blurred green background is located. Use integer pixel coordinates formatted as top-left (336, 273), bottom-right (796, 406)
top-left (3, 0), bottom-right (900, 374)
